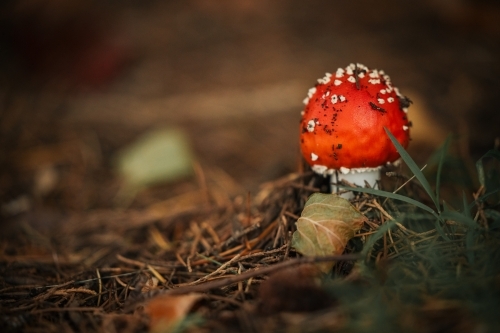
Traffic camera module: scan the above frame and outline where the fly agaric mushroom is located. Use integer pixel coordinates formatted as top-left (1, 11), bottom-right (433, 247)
top-left (300, 63), bottom-right (411, 197)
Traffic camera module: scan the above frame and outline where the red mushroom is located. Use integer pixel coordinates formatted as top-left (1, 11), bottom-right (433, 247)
top-left (300, 63), bottom-right (411, 196)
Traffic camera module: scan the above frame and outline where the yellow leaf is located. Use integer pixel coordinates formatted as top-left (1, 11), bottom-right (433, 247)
top-left (292, 193), bottom-right (366, 272)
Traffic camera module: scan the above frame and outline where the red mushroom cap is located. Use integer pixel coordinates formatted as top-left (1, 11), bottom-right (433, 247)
top-left (300, 63), bottom-right (411, 175)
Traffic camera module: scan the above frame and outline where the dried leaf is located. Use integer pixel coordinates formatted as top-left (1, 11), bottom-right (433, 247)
top-left (143, 293), bottom-right (203, 333)
top-left (292, 193), bottom-right (366, 272)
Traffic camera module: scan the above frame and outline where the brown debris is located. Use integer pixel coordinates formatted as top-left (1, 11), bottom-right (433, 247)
top-left (257, 264), bottom-right (336, 314)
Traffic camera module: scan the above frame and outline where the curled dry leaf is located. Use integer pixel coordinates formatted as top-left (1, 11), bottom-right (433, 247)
top-left (143, 293), bottom-right (203, 333)
top-left (292, 193), bottom-right (367, 273)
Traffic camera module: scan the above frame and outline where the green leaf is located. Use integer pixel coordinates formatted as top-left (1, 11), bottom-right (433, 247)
top-left (115, 128), bottom-right (194, 188)
top-left (113, 128), bottom-right (195, 205)
top-left (292, 193), bottom-right (367, 273)
top-left (384, 128), bottom-right (439, 212)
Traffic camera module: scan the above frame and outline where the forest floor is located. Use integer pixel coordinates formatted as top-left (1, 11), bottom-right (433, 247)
top-left (1, 1), bottom-right (499, 332)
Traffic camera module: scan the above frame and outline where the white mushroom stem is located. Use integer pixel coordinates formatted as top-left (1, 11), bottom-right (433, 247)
top-left (331, 168), bottom-right (381, 199)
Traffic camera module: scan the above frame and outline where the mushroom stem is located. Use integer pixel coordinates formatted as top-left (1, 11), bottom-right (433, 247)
top-left (331, 169), bottom-right (381, 199)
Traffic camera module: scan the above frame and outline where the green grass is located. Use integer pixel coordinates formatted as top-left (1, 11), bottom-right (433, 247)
top-left (331, 128), bottom-right (500, 332)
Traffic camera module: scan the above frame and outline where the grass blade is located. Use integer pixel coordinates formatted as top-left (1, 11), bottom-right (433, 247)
top-left (476, 149), bottom-right (500, 188)
top-left (485, 209), bottom-right (500, 230)
top-left (467, 188), bottom-right (500, 211)
top-left (360, 219), bottom-right (397, 260)
top-left (435, 136), bottom-right (451, 206)
top-left (384, 128), bottom-right (440, 212)
top-left (462, 192), bottom-right (471, 219)
top-left (440, 210), bottom-right (478, 229)
top-left (340, 186), bottom-right (437, 217)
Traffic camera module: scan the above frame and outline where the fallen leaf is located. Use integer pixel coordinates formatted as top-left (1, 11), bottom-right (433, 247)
top-left (143, 293), bottom-right (203, 333)
top-left (114, 127), bottom-right (195, 204)
top-left (115, 128), bottom-right (194, 189)
top-left (292, 193), bottom-right (367, 273)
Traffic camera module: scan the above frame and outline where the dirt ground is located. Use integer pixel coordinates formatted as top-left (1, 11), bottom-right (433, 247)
top-left (1, 0), bottom-right (499, 198)
top-left (1, 0), bottom-right (500, 332)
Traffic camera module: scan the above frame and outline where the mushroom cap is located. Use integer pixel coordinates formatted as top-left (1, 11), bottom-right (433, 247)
top-left (300, 64), bottom-right (411, 175)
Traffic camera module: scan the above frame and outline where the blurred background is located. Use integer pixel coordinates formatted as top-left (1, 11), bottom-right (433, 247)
top-left (1, 0), bottom-right (499, 216)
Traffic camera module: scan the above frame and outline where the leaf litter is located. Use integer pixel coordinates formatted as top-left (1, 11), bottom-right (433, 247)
top-left (1, 142), bottom-right (500, 332)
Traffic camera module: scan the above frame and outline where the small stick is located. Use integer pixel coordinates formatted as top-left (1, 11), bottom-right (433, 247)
top-left (191, 222), bottom-right (211, 252)
top-left (147, 265), bottom-right (166, 284)
top-left (149, 226), bottom-right (171, 250)
top-left (369, 199), bottom-right (394, 221)
top-left (192, 161), bottom-right (210, 206)
top-left (96, 269), bottom-right (102, 307)
top-left (115, 276), bottom-right (135, 290)
top-left (187, 256), bottom-right (192, 273)
top-left (289, 183), bottom-right (320, 192)
top-left (175, 252), bottom-right (188, 268)
top-left (182, 254), bottom-right (242, 286)
top-left (189, 225), bottom-right (202, 257)
top-left (116, 254), bottom-right (146, 268)
top-left (202, 221), bottom-right (221, 245)
top-left (31, 307), bottom-right (103, 314)
top-left (283, 211), bottom-right (300, 220)
top-left (53, 288), bottom-right (97, 296)
top-left (284, 232), bottom-right (292, 260)
top-left (32, 280), bottom-right (75, 302)
top-left (383, 165), bottom-right (427, 205)
top-left (272, 221), bottom-right (283, 249)
top-left (219, 244), bottom-right (244, 258)
top-left (222, 222), bottom-right (261, 248)
top-left (237, 263), bottom-right (244, 295)
top-left (355, 231), bottom-right (377, 237)
top-left (160, 254), bottom-right (359, 296)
